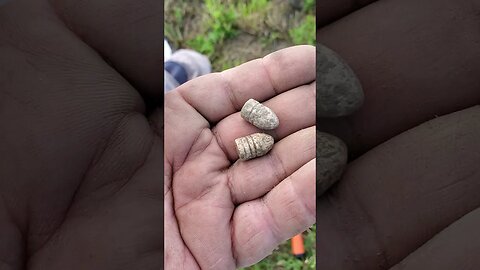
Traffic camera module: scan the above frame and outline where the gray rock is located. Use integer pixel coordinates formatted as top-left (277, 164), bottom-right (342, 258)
top-left (235, 133), bottom-right (274, 160)
top-left (317, 130), bottom-right (348, 196)
top-left (241, 99), bottom-right (279, 130)
top-left (317, 44), bottom-right (364, 118)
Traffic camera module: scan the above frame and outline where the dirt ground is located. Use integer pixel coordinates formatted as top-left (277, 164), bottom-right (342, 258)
top-left (164, 1), bottom-right (316, 269)
top-left (165, 0), bottom-right (315, 71)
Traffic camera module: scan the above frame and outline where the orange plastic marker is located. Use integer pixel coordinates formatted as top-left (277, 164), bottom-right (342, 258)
top-left (291, 233), bottom-right (305, 259)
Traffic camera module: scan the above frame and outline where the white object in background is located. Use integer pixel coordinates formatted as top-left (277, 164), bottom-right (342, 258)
top-left (164, 39), bottom-right (172, 62)
top-left (169, 49), bottom-right (211, 80)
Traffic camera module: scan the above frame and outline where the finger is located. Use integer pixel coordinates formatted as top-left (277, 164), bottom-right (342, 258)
top-left (213, 82), bottom-right (315, 160)
top-left (228, 127), bottom-right (315, 204)
top-left (317, 0), bottom-right (480, 156)
top-left (317, 0), bottom-right (376, 27)
top-left (176, 45), bottom-right (315, 123)
top-left (52, 0), bottom-right (162, 97)
top-left (232, 159), bottom-right (315, 268)
top-left (390, 207), bottom-right (480, 270)
top-left (317, 106), bottom-right (480, 270)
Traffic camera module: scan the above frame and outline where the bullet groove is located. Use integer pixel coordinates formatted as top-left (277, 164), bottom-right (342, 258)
top-left (235, 133), bottom-right (274, 160)
top-left (246, 135), bottom-right (256, 156)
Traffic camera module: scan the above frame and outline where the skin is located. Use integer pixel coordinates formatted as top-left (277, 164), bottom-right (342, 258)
top-left (0, 1), bottom-right (316, 269)
top-left (2, 0), bottom-right (478, 270)
top-left (0, 0), bottom-right (163, 269)
top-left (164, 46), bottom-right (316, 269)
top-left (318, 0), bottom-right (480, 269)
top-left (317, 0), bottom-right (377, 27)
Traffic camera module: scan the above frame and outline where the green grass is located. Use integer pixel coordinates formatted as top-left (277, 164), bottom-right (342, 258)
top-left (303, 0), bottom-right (315, 11)
top-left (186, 0), bottom-right (238, 57)
top-left (165, 0), bottom-right (316, 71)
top-left (241, 225), bottom-right (316, 270)
top-left (289, 14), bottom-right (316, 45)
top-left (165, 1), bottom-right (316, 267)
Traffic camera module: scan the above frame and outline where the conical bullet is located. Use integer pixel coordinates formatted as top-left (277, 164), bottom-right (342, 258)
top-left (241, 99), bottom-right (279, 130)
top-left (317, 44), bottom-right (364, 118)
top-left (317, 130), bottom-right (348, 197)
top-left (235, 133), bottom-right (274, 160)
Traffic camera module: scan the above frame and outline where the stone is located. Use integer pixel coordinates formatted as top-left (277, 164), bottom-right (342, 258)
top-left (317, 130), bottom-right (348, 196)
top-left (235, 133), bottom-right (274, 160)
top-left (241, 99), bottom-right (279, 130)
top-left (317, 43), bottom-right (364, 118)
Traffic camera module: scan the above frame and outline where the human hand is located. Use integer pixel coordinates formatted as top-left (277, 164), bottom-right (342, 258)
top-left (317, 0), bottom-right (480, 269)
top-left (0, 0), bottom-right (162, 269)
top-left (164, 45), bottom-right (316, 269)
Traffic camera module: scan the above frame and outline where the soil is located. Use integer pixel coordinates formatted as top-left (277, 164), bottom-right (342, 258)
top-left (165, 0), bottom-right (312, 71)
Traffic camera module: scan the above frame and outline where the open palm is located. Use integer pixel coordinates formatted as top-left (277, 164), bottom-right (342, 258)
top-left (0, 0), bottom-right (162, 269)
top-left (164, 46), bottom-right (316, 269)
top-left (317, 0), bottom-right (480, 269)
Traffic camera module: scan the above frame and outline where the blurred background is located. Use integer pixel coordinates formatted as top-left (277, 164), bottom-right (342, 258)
top-left (165, 0), bottom-right (315, 71)
top-left (165, 1), bottom-right (316, 269)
